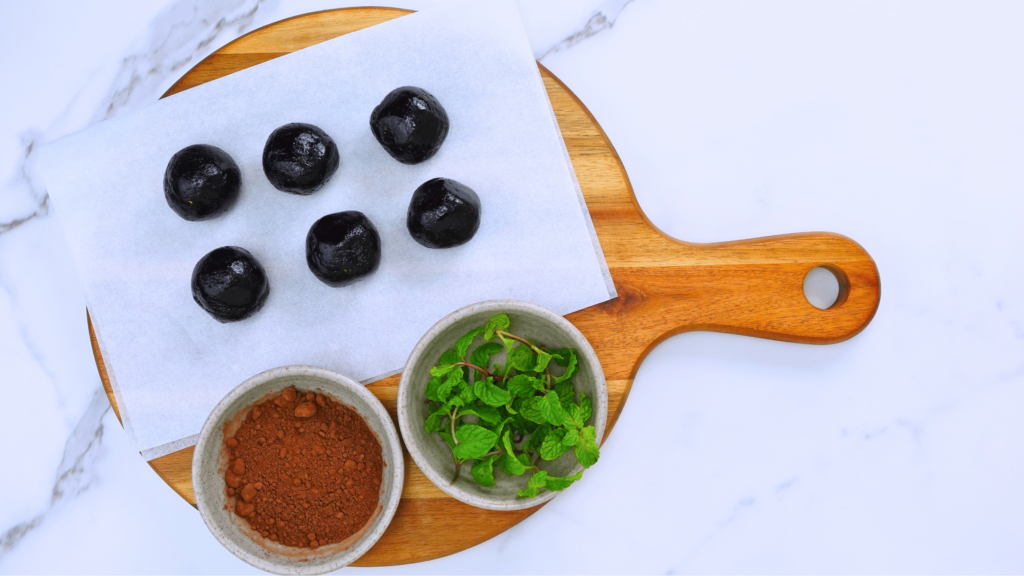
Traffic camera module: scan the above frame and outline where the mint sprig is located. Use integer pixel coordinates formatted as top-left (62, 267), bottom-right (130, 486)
top-left (422, 314), bottom-right (599, 496)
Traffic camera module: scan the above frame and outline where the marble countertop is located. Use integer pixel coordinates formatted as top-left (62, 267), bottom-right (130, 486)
top-left (1, 0), bottom-right (1022, 573)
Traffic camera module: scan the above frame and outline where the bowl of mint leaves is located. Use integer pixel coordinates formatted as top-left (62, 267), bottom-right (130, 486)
top-left (397, 300), bottom-right (607, 510)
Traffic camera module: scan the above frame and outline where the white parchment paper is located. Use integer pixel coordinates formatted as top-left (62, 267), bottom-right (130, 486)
top-left (39, 0), bottom-right (615, 459)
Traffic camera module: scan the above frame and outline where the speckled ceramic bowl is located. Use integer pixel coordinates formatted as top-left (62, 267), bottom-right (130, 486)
top-left (398, 300), bottom-right (607, 511)
top-left (193, 365), bottom-right (403, 575)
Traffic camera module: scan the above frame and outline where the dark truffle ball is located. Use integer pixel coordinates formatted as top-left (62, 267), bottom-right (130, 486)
top-left (406, 178), bottom-right (481, 249)
top-left (262, 123), bottom-right (340, 194)
top-left (370, 86), bottom-right (449, 165)
top-left (163, 144), bottom-right (241, 221)
top-left (306, 211), bottom-right (382, 287)
top-left (192, 246), bottom-right (270, 323)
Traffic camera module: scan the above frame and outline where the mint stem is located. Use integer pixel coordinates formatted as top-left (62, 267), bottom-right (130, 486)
top-left (453, 361), bottom-right (490, 378)
top-left (495, 330), bottom-right (543, 354)
top-left (452, 458), bottom-right (461, 484)
top-left (450, 407), bottom-right (459, 445)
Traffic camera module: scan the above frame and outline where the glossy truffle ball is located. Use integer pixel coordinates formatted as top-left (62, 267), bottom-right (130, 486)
top-left (192, 246), bottom-right (270, 323)
top-left (306, 211), bottom-right (382, 287)
top-left (163, 144), bottom-right (241, 221)
top-left (406, 178), bottom-right (481, 249)
top-left (370, 86), bottom-right (449, 165)
top-left (262, 123), bottom-right (340, 194)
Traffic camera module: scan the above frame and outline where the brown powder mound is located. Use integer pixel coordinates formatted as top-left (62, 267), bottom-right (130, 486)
top-left (224, 387), bottom-right (384, 549)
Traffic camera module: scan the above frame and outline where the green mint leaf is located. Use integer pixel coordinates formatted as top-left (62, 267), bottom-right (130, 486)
top-left (448, 366), bottom-right (465, 384)
top-left (513, 412), bottom-right (539, 434)
top-left (439, 348), bottom-right (460, 366)
top-left (497, 334), bottom-right (516, 358)
top-left (471, 456), bottom-right (496, 487)
top-left (425, 376), bottom-right (443, 402)
top-left (534, 350), bottom-right (553, 373)
top-left (579, 392), bottom-right (592, 423)
top-left (501, 430), bottom-right (516, 454)
top-left (528, 471), bottom-right (549, 489)
top-left (452, 425), bottom-right (498, 460)
top-left (437, 379), bottom-right (455, 403)
top-left (467, 345), bottom-right (495, 385)
top-left (524, 424), bottom-right (551, 452)
top-left (457, 383), bottom-right (476, 405)
top-left (555, 381), bottom-right (575, 408)
top-left (497, 435), bottom-right (527, 475)
top-left (424, 408), bottom-right (445, 433)
top-left (473, 377), bottom-right (512, 407)
top-left (429, 364), bottom-right (457, 378)
top-left (490, 416), bottom-right (514, 441)
top-left (562, 427), bottom-right (580, 447)
top-left (438, 430), bottom-right (456, 450)
top-left (517, 486), bottom-right (540, 498)
top-left (456, 328), bottom-right (482, 359)
top-left (553, 349), bottom-right (578, 383)
top-left (540, 428), bottom-right (572, 460)
top-left (469, 342), bottom-right (503, 370)
top-left (483, 314), bottom-right (510, 340)
top-left (566, 404), bottom-right (584, 429)
top-left (507, 374), bottom-right (541, 398)
top-left (448, 395), bottom-right (465, 407)
top-left (575, 438), bottom-right (599, 468)
top-left (511, 397), bottom-right (526, 415)
top-left (509, 345), bottom-right (536, 372)
top-left (543, 471), bottom-right (583, 491)
top-left (518, 396), bottom-right (546, 424)
top-left (459, 405), bottom-right (500, 425)
top-left (538, 391), bottom-right (568, 426)
top-left (498, 452), bottom-right (526, 476)
top-left (551, 348), bottom-right (572, 367)
top-left (476, 404), bottom-right (502, 425)
top-left (437, 367), bottom-right (464, 402)
top-left (581, 425), bottom-right (597, 442)
top-left (518, 453), bottom-right (531, 467)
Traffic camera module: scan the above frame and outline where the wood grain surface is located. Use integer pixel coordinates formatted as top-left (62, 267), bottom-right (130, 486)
top-left (89, 7), bottom-right (881, 567)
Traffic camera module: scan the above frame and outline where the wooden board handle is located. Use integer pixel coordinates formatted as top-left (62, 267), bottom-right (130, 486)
top-left (674, 231), bottom-right (880, 343)
top-left (568, 230), bottom-right (881, 381)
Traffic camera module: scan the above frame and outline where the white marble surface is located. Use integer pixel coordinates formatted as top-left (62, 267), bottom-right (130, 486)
top-left (1, 0), bottom-right (1022, 573)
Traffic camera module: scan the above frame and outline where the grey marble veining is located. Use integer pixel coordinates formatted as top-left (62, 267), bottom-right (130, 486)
top-left (0, 137), bottom-right (49, 238)
top-left (1, 389), bottom-right (108, 554)
top-left (96, 0), bottom-right (270, 122)
top-left (537, 0), bottom-right (634, 61)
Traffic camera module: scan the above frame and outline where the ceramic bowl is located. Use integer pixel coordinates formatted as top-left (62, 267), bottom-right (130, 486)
top-left (193, 365), bottom-right (403, 575)
top-left (398, 300), bottom-right (607, 511)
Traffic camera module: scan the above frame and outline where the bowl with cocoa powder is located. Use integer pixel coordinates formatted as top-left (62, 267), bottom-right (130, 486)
top-left (193, 365), bottom-right (403, 574)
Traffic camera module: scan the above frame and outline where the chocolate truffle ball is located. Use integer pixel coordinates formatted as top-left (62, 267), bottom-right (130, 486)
top-left (163, 144), bottom-right (241, 221)
top-left (192, 246), bottom-right (270, 322)
top-left (306, 211), bottom-right (382, 287)
top-left (262, 123), bottom-right (340, 194)
top-left (406, 178), bottom-right (480, 249)
top-left (370, 86), bottom-right (449, 164)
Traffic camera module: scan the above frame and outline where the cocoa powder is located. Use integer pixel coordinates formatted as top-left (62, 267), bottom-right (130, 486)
top-left (224, 387), bottom-right (383, 549)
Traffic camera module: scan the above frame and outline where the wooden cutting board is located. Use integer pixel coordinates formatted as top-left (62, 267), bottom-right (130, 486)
top-left (89, 7), bottom-right (881, 567)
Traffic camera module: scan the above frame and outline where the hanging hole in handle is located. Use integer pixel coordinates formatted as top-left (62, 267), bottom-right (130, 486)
top-left (804, 265), bottom-right (851, 310)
